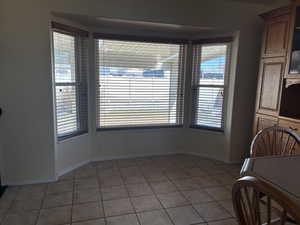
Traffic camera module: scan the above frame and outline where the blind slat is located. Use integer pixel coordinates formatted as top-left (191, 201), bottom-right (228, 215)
top-left (96, 39), bottom-right (185, 129)
top-left (192, 44), bottom-right (229, 129)
top-left (53, 31), bottom-right (88, 139)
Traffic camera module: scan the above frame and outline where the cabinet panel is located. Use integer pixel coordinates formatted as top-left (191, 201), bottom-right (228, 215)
top-left (254, 114), bottom-right (278, 136)
top-left (256, 57), bottom-right (285, 116)
top-left (279, 118), bottom-right (300, 136)
top-left (262, 14), bottom-right (290, 58)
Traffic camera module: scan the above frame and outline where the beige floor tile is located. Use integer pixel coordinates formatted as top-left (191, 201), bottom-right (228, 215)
top-left (184, 167), bottom-right (207, 177)
top-left (150, 181), bottom-right (177, 194)
top-left (204, 187), bottom-right (232, 201)
top-left (157, 192), bottom-right (189, 208)
top-left (72, 202), bottom-right (104, 222)
top-left (9, 199), bottom-right (42, 212)
top-left (75, 168), bottom-right (97, 179)
top-left (120, 166), bottom-right (142, 177)
top-left (37, 206), bottom-right (72, 225)
top-left (18, 184), bottom-right (47, 195)
top-left (106, 214), bottom-right (139, 225)
top-left (165, 170), bottom-right (189, 180)
top-left (75, 178), bottom-right (99, 190)
top-left (100, 176), bottom-right (124, 187)
top-left (47, 181), bottom-right (73, 194)
top-left (143, 172), bottom-right (168, 182)
top-left (193, 177), bottom-right (220, 188)
top-left (117, 159), bottom-right (137, 168)
top-left (137, 209), bottom-right (173, 225)
top-left (74, 188), bottom-right (101, 204)
top-left (16, 191), bottom-right (45, 201)
top-left (126, 183), bottom-right (153, 197)
top-left (181, 189), bottom-right (214, 204)
top-left (72, 218), bottom-right (106, 225)
top-left (131, 195), bottom-right (162, 212)
top-left (218, 200), bottom-right (235, 217)
top-left (123, 175), bottom-right (147, 185)
top-left (173, 178), bottom-right (200, 191)
top-left (98, 168), bottom-right (120, 179)
top-left (103, 198), bottom-right (134, 217)
top-left (43, 192), bottom-right (73, 208)
top-left (208, 218), bottom-right (238, 225)
top-left (167, 205), bottom-right (205, 225)
top-left (193, 202), bottom-right (231, 222)
top-left (213, 174), bottom-right (236, 186)
top-left (2, 211), bottom-right (39, 225)
top-left (101, 186), bottom-right (128, 201)
top-left (96, 160), bottom-right (117, 169)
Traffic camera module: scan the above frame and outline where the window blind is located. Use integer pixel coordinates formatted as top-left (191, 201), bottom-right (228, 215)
top-left (95, 39), bottom-right (186, 129)
top-left (191, 43), bottom-right (230, 130)
top-left (52, 30), bottom-right (88, 140)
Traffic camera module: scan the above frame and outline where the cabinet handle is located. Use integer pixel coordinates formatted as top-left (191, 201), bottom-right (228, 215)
top-left (289, 126), bottom-right (298, 131)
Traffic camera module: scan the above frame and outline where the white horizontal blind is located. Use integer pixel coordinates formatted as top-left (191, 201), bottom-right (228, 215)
top-left (52, 31), bottom-right (88, 139)
top-left (192, 43), bottom-right (230, 130)
top-left (95, 39), bottom-right (185, 129)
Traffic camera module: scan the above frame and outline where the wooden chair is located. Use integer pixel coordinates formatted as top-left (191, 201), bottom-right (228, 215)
top-left (232, 176), bottom-right (300, 225)
top-left (251, 126), bottom-right (300, 157)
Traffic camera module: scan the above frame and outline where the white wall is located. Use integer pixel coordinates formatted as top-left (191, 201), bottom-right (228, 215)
top-left (0, 0), bottom-right (286, 184)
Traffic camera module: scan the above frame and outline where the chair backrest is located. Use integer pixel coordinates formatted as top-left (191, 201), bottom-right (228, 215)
top-left (232, 176), bottom-right (300, 225)
top-left (251, 126), bottom-right (300, 157)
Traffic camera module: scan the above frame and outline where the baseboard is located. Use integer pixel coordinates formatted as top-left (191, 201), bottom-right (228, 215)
top-left (56, 159), bottom-right (91, 178)
top-left (4, 177), bottom-right (57, 186)
top-left (90, 151), bottom-right (180, 162)
top-left (187, 151), bottom-right (227, 163)
top-left (5, 151), bottom-right (239, 185)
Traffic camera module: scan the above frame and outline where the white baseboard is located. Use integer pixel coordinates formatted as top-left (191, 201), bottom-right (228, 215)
top-left (5, 150), bottom-right (239, 186)
top-left (187, 151), bottom-right (242, 164)
top-left (56, 159), bottom-right (91, 178)
top-left (4, 177), bottom-right (57, 186)
top-left (90, 151), bottom-right (179, 163)
top-left (187, 151), bottom-right (227, 163)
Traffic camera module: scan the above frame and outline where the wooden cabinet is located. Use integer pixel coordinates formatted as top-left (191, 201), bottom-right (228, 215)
top-left (256, 57), bottom-right (285, 116)
top-left (254, 4), bottom-right (300, 137)
top-left (261, 13), bottom-right (290, 58)
top-left (279, 117), bottom-right (300, 136)
top-left (254, 114), bottom-right (278, 135)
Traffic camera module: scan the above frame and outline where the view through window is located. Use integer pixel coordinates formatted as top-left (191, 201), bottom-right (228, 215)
top-left (96, 39), bottom-right (185, 129)
top-left (52, 31), bottom-right (88, 139)
top-left (192, 43), bottom-right (230, 129)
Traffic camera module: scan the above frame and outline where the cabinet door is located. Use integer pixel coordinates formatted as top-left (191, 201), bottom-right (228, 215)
top-left (253, 114), bottom-right (278, 136)
top-left (279, 118), bottom-right (300, 136)
top-left (256, 57), bottom-right (285, 116)
top-left (262, 14), bottom-right (290, 58)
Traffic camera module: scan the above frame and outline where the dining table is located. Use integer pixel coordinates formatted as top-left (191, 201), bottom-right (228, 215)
top-left (240, 154), bottom-right (300, 205)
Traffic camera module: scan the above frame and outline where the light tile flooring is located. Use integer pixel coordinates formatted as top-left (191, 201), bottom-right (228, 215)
top-left (0, 154), bottom-right (241, 225)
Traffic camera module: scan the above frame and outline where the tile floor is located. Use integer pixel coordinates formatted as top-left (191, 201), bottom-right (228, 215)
top-left (0, 154), bottom-right (241, 225)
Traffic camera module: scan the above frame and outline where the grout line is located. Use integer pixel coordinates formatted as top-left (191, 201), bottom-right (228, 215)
top-left (141, 161), bottom-right (177, 225)
top-left (3, 154), bottom-right (239, 225)
top-left (34, 184), bottom-right (47, 225)
top-left (115, 160), bottom-right (142, 225)
top-left (69, 171), bottom-right (76, 225)
top-left (95, 164), bottom-right (107, 225)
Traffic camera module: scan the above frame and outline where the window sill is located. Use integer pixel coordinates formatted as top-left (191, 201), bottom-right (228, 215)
top-left (189, 125), bottom-right (224, 133)
top-left (57, 130), bottom-right (88, 142)
top-left (97, 125), bottom-right (183, 132)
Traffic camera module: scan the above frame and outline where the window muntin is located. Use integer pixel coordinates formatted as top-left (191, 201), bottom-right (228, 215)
top-left (192, 43), bottom-right (230, 130)
top-left (96, 39), bottom-right (185, 129)
top-left (52, 31), bottom-right (88, 139)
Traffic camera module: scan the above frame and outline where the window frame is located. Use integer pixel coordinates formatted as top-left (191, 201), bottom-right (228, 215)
top-left (51, 23), bottom-right (89, 141)
top-left (94, 35), bottom-right (187, 131)
top-left (190, 42), bottom-right (232, 132)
